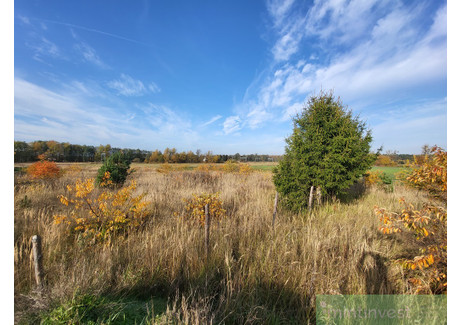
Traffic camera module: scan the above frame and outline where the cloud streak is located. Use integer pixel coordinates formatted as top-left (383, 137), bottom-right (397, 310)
top-left (200, 115), bottom-right (223, 127)
top-left (40, 18), bottom-right (151, 46)
top-left (108, 74), bottom-right (161, 96)
top-left (74, 42), bottom-right (108, 68)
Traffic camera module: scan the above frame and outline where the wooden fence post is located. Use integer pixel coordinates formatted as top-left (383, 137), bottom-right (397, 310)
top-left (205, 204), bottom-right (210, 259)
top-left (316, 186), bottom-right (322, 206)
top-left (308, 186), bottom-right (315, 211)
top-left (272, 192), bottom-right (279, 229)
top-left (31, 235), bottom-right (44, 290)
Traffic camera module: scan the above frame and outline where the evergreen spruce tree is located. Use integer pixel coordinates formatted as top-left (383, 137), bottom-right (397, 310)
top-left (273, 91), bottom-right (378, 211)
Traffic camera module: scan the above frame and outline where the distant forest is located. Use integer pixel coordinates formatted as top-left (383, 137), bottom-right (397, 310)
top-left (14, 140), bottom-right (283, 163)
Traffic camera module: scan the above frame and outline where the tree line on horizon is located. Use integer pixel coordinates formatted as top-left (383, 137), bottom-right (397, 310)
top-left (14, 140), bottom-right (283, 164)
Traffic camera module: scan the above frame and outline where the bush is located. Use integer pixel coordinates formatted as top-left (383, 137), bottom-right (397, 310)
top-left (27, 160), bottom-right (61, 179)
top-left (376, 200), bottom-right (446, 293)
top-left (96, 151), bottom-right (132, 186)
top-left (54, 172), bottom-right (150, 243)
top-left (376, 146), bottom-right (447, 293)
top-left (364, 171), bottom-right (383, 186)
top-left (183, 193), bottom-right (226, 226)
top-left (223, 160), bottom-right (240, 172)
top-left (405, 146), bottom-right (446, 201)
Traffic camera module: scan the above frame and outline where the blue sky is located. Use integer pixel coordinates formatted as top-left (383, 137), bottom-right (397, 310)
top-left (13, 0), bottom-right (447, 154)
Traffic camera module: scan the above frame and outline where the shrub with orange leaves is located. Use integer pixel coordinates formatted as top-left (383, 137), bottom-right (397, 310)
top-left (405, 146), bottom-right (447, 201)
top-left (183, 192), bottom-right (226, 226)
top-left (375, 199), bottom-right (446, 293)
top-left (376, 146), bottom-right (447, 294)
top-left (27, 160), bottom-right (61, 179)
top-left (53, 172), bottom-right (150, 243)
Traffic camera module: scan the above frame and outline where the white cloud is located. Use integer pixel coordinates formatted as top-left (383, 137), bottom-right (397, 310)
top-left (148, 82), bottom-right (161, 93)
top-left (223, 116), bottom-right (242, 134)
top-left (27, 37), bottom-right (61, 62)
top-left (266, 0), bottom-right (296, 28)
top-left (14, 77), bottom-right (198, 150)
top-left (17, 15), bottom-right (31, 25)
top-left (247, 106), bottom-right (273, 129)
top-left (108, 74), bottom-right (161, 96)
top-left (74, 42), bottom-right (108, 68)
top-left (201, 115), bottom-right (223, 127)
top-left (223, 0), bottom-right (446, 154)
top-left (305, 0), bottom-right (388, 44)
top-left (282, 102), bottom-right (304, 121)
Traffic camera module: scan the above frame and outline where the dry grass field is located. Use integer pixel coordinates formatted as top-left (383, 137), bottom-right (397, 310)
top-left (14, 163), bottom-right (439, 324)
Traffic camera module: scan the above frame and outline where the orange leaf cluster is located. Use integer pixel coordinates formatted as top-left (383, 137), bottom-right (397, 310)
top-left (376, 200), bottom-right (446, 293)
top-left (406, 146), bottom-right (447, 201)
top-left (27, 160), bottom-right (61, 179)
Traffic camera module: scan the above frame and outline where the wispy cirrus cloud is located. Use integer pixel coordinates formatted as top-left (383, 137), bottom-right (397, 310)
top-left (40, 18), bottom-right (151, 46)
top-left (26, 37), bottom-right (62, 62)
top-left (108, 74), bottom-right (161, 96)
top-left (17, 15), bottom-right (31, 25)
top-left (223, 115), bottom-right (242, 135)
top-left (200, 115), bottom-right (223, 127)
top-left (74, 42), bottom-right (108, 68)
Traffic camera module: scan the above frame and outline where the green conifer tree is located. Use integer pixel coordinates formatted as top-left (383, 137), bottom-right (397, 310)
top-left (273, 91), bottom-right (378, 210)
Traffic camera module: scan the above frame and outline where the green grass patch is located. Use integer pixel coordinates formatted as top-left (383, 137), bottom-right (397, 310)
top-left (250, 164), bottom-right (276, 171)
top-left (40, 294), bottom-right (168, 325)
top-left (371, 166), bottom-right (410, 181)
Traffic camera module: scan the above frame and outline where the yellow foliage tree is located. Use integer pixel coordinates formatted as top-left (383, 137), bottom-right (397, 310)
top-left (54, 172), bottom-right (150, 243)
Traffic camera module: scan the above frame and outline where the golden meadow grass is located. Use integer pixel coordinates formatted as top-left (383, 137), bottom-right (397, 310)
top-left (14, 163), bottom-right (438, 323)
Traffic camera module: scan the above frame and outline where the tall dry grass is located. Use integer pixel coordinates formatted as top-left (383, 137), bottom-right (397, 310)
top-left (14, 164), bottom-right (437, 323)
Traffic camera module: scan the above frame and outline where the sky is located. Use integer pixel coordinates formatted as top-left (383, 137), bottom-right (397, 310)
top-left (13, 0), bottom-right (447, 155)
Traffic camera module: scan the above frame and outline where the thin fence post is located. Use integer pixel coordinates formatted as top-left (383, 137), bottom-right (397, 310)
top-left (272, 192), bottom-right (279, 229)
top-left (31, 235), bottom-right (44, 290)
top-left (308, 186), bottom-right (315, 211)
top-left (316, 186), bottom-right (322, 206)
top-left (205, 204), bottom-right (210, 259)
